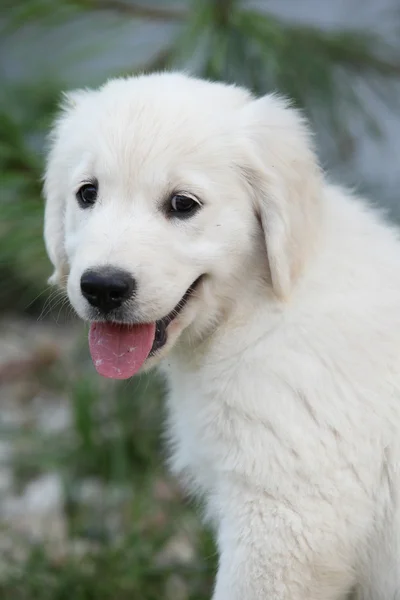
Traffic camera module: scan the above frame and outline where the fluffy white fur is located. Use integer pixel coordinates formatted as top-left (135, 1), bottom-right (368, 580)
top-left (44, 72), bottom-right (400, 599)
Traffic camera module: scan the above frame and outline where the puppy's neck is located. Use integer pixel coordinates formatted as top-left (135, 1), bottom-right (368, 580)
top-left (168, 272), bottom-right (284, 372)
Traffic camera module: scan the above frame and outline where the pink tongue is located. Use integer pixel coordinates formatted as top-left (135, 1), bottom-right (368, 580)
top-left (89, 322), bottom-right (156, 379)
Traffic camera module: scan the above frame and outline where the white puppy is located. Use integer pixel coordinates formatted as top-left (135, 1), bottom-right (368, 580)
top-left (44, 72), bottom-right (400, 599)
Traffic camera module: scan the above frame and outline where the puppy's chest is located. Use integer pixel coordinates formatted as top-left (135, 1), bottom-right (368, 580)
top-left (163, 361), bottom-right (248, 494)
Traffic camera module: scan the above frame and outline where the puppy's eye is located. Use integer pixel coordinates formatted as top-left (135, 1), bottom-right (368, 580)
top-left (169, 194), bottom-right (200, 217)
top-left (77, 183), bottom-right (98, 208)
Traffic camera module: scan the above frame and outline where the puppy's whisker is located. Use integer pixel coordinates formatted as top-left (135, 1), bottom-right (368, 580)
top-left (37, 289), bottom-right (68, 321)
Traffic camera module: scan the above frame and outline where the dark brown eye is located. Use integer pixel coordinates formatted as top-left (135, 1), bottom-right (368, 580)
top-left (169, 194), bottom-right (200, 217)
top-left (77, 183), bottom-right (98, 208)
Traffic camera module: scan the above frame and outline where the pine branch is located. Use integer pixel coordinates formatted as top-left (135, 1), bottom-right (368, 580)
top-left (74, 0), bottom-right (186, 21)
top-left (4, 0), bottom-right (186, 30)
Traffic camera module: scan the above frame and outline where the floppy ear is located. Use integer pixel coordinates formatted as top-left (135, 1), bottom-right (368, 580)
top-left (43, 160), bottom-right (68, 286)
top-left (238, 94), bottom-right (323, 299)
top-left (43, 90), bottom-right (88, 286)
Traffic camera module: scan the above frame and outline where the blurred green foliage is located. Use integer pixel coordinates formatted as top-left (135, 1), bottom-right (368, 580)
top-left (0, 83), bottom-right (60, 310)
top-left (0, 539), bottom-right (215, 600)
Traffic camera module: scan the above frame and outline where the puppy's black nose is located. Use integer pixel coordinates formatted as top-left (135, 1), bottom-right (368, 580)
top-left (80, 268), bottom-right (135, 313)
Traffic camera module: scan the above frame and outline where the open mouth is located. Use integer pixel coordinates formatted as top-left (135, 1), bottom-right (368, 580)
top-left (150, 276), bottom-right (202, 356)
top-left (88, 276), bottom-right (203, 380)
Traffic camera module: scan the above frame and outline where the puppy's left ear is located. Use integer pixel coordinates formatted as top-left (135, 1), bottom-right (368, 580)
top-left (43, 89), bottom-right (90, 286)
top-left (238, 94), bottom-right (323, 299)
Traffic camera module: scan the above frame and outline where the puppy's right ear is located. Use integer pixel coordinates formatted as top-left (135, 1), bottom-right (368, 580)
top-left (237, 94), bottom-right (322, 299)
top-left (43, 90), bottom-right (88, 286)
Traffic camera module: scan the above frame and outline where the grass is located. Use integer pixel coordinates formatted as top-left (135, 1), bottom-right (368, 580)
top-left (0, 534), bottom-right (216, 600)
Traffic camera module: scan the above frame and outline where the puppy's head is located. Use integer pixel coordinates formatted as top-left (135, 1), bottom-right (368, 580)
top-left (44, 73), bottom-right (322, 378)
